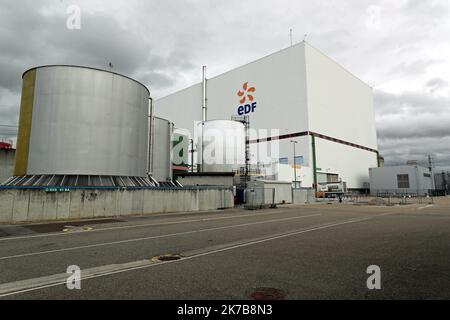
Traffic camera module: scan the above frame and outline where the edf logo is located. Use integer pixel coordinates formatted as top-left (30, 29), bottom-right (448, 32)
top-left (237, 82), bottom-right (257, 115)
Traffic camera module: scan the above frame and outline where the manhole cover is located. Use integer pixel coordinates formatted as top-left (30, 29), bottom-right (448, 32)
top-left (249, 288), bottom-right (286, 300)
top-left (152, 254), bottom-right (181, 262)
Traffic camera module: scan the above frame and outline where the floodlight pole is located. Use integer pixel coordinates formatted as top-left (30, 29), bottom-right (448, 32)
top-left (291, 140), bottom-right (298, 188)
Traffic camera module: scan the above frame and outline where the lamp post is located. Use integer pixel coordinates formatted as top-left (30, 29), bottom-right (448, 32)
top-left (291, 140), bottom-right (298, 189)
top-left (189, 139), bottom-right (195, 172)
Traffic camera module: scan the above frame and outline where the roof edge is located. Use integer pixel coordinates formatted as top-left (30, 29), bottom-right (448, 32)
top-left (22, 65), bottom-right (151, 96)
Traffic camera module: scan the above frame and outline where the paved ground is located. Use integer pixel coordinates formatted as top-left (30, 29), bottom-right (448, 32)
top-left (0, 198), bottom-right (449, 300)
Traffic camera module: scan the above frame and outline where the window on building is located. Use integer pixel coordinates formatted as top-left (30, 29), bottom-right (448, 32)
top-left (279, 157), bottom-right (288, 164)
top-left (292, 181), bottom-right (302, 189)
top-left (327, 174), bottom-right (339, 183)
top-left (397, 174), bottom-right (410, 188)
top-left (294, 156), bottom-right (304, 165)
top-left (317, 173), bottom-right (327, 184)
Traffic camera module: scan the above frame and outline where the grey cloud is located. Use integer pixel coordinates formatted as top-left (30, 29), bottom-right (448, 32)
top-left (378, 136), bottom-right (450, 171)
top-left (0, 60), bottom-right (24, 93)
top-left (404, 0), bottom-right (449, 21)
top-left (0, 102), bottom-right (18, 122)
top-left (0, 102), bottom-right (19, 138)
top-left (0, 0), bottom-right (449, 171)
top-left (377, 118), bottom-right (450, 139)
top-left (427, 78), bottom-right (448, 93)
top-left (138, 71), bottom-right (174, 90)
top-left (0, 1), bottom-right (197, 94)
top-left (390, 59), bottom-right (441, 77)
top-left (374, 90), bottom-right (449, 117)
top-left (375, 88), bottom-right (450, 170)
top-left (0, 0), bottom-right (199, 133)
top-left (375, 108), bottom-right (450, 140)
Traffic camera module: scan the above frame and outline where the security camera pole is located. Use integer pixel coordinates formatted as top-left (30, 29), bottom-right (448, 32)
top-left (291, 140), bottom-right (298, 189)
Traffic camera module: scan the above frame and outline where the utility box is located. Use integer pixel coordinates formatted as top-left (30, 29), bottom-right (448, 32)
top-left (247, 180), bottom-right (293, 204)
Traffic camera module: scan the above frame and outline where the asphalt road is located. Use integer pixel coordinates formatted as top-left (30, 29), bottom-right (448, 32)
top-left (0, 198), bottom-right (449, 300)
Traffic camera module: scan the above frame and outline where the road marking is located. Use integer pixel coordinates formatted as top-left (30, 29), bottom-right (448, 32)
top-left (0, 212), bottom-right (394, 298)
top-left (0, 259), bottom-right (156, 297)
top-left (63, 226), bottom-right (93, 232)
top-left (0, 214), bottom-right (321, 261)
top-left (418, 205), bottom-right (434, 210)
top-left (0, 209), bottom-right (311, 242)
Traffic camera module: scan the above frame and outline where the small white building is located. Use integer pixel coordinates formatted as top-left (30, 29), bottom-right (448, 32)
top-left (369, 165), bottom-right (435, 196)
top-left (247, 180), bottom-right (293, 204)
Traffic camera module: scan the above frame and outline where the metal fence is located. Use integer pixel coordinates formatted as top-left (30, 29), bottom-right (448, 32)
top-left (371, 189), bottom-right (435, 197)
top-left (346, 192), bottom-right (434, 206)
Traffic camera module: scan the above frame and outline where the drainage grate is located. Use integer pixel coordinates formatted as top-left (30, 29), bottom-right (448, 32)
top-left (249, 288), bottom-right (286, 300)
top-left (152, 254), bottom-right (182, 262)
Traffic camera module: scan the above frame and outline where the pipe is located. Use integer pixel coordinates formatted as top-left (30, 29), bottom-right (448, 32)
top-left (168, 121), bottom-right (174, 181)
top-left (292, 140), bottom-right (298, 188)
top-left (428, 155), bottom-right (435, 190)
top-left (147, 97), bottom-right (154, 176)
top-left (201, 66), bottom-right (207, 172)
top-left (376, 151), bottom-right (380, 168)
top-left (311, 135), bottom-right (318, 192)
top-left (202, 66), bottom-right (207, 122)
top-left (189, 138), bottom-right (194, 173)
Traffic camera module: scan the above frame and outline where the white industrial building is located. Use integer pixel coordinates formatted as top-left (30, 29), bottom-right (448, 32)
top-left (369, 165), bottom-right (435, 196)
top-left (155, 42), bottom-right (379, 191)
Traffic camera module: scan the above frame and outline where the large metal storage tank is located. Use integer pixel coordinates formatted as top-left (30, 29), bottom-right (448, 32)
top-left (7, 65), bottom-right (153, 187)
top-left (173, 128), bottom-right (190, 172)
top-left (197, 120), bottom-right (246, 172)
top-left (151, 116), bottom-right (174, 182)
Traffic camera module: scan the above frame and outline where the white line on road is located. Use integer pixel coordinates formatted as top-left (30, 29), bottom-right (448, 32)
top-left (0, 209), bottom-right (311, 242)
top-left (0, 214), bottom-right (322, 261)
top-left (0, 259), bottom-right (156, 297)
top-left (417, 205), bottom-right (434, 210)
top-left (0, 212), bottom-right (394, 298)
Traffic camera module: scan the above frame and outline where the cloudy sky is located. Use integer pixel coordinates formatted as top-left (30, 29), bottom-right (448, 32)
top-left (0, 0), bottom-right (449, 170)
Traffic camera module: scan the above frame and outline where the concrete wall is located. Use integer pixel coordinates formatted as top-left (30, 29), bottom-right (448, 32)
top-left (277, 163), bottom-right (313, 189)
top-left (177, 175), bottom-right (234, 187)
top-left (0, 149), bottom-right (15, 184)
top-left (315, 138), bottom-right (378, 189)
top-left (0, 188), bottom-right (234, 224)
top-left (305, 43), bottom-right (377, 150)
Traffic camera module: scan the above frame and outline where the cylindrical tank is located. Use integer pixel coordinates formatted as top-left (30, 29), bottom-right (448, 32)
top-left (14, 65), bottom-right (149, 178)
top-left (152, 116), bottom-right (174, 182)
top-left (173, 128), bottom-right (190, 172)
top-left (197, 120), bottom-right (246, 172)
